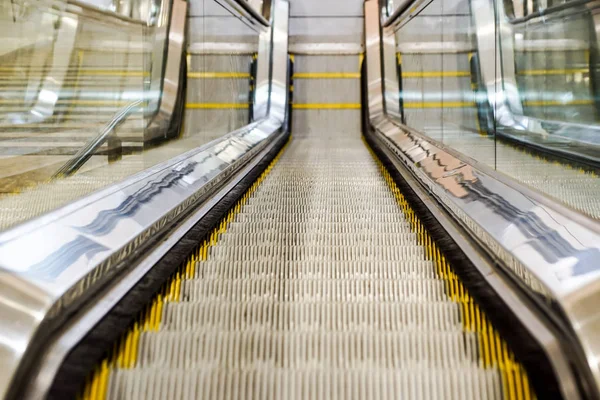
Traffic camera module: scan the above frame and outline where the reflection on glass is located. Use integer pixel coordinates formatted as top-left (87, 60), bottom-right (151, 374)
top-left (185, 0), bottom-right (259, 141)
top-left (512, 12), bottom-right (598, 124)
top-left (385, 0), bottom-right (600, 220)
top-left (0, 0), bottom-right (262, 231)
top-left (393, 0), bottom-right (488, 160)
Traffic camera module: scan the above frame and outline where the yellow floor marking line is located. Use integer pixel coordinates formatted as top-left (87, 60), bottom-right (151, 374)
top-left (79, 138), bottom-right (290, 400)
top-left (0, 70), bottom-right (147, 78)
top-left (0, 99), bottom-right (131, 106)
top-left (518, 68), bottom-right (589, 76)
top-left (403, 101), bottom-right (476, 109)
top-left (187, 72), bottom-right (251, 79)
top-left (292, 72), bottom-right (361, 79)
top-left (185, 103), bottom-right (250, 109)
top-left (292, 103), bottom-right (361, 109)
top-left (0, 67), bottom-right (142, 72)
top-left (75, 70), bottom-right (147, 77)
top-left (401, 71), bottom-right (471, 78)
top-left (523, 99), bottom-right (593, 106)
top-left (0, 79), bottom-right (141, 84)
top-left (401, 99), bottom-right (592, 108)
top-left (365, 138), bottom-right (534, 400)
top-left (398, 68), bottom-right (589, 78)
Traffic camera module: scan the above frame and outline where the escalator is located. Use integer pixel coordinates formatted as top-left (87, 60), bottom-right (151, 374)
top-left (82, 52), bottom-right (534, 399)
top-left (394, 0), bottom-right (600, 219)
top-left (0, 0), bottom-right (599, 400)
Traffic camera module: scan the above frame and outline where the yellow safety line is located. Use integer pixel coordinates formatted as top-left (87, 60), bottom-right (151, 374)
top-left (0, 99), bottom-right (131, 106)
top-left (292, 72), bottom-right (361, 79)
top-left (403, 101), bottom-right (476, 109)
top-left (292, 103), bottom-right (361, 109)
top-left (71, 70), bottom-right (147, 77)
top-left (518, 48), bottom-right (590, 55)
top-left (366, 139), bottom-right (535, 400)
top-left (401, 71), bottom-right (471, 78)
top-left (0, 78), bottom-right (139, 83)
top-left (187, 72), bottom-right (251, 79)
top-left (79, 138), bottom-right (291, 400)
top-left (0, 67), bottom-right (142, 71)
top-left (399, 99), bottom-right (593, 108)
top-left (186, 103), bottom-right (250, 109)
top-left (1, 71), bottom-right (248, 79)
top-left (518, 68), bottom-right (589, 76)
top-left (0, 84), bottom-right (139, 88)
top-left (0, 70), bottom-right (147, 77)
top-left (524, 99), bottom-right (593, 106)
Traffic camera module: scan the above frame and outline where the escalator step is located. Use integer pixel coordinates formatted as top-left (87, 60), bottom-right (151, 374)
top-left (79, 127), bottom-right (533, 400)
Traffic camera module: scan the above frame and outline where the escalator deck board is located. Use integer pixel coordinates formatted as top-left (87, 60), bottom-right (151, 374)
top-left (81, 130), bottom-right (533, 400)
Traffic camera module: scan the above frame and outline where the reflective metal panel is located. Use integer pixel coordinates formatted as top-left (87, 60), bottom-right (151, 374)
top-left (366, 0), bottom-right (600, 396)
top-left (0, 0), bottom-right (289, 398)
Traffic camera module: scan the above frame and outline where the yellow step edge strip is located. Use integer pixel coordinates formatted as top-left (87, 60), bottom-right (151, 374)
top-left (185, 103), bottom-right (250, 109)
top-left (518, 68), bottom-right (589, 76)
top-left (187, 72), bottom-right (251, 79)
top-left (292, 72), bottom-right (360, 79)
top-left (292, 103), bottom-right (361, 109)
top-left (79, 138), bottom-right (291, 400)
top-left (401, 71), bottom-right (471, 78)
top-left (365, 139), bottom-right (534, 400)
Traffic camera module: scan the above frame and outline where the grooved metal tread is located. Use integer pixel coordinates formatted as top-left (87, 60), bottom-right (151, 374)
top-left (105, 127), bottom-right (505, 399)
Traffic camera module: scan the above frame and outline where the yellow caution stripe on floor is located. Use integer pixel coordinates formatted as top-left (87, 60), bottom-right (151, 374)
top-left (523, 99), bottom-right (593, 106)
top-left (518, 68), bottom-right (589, 76)
top-left (0, 77), bottom-right (138, 83)
top-left (292, 72), bottom-right (361, 79)
top-left (401, 71), bottom-right (471, 78)
top-left (0, 70), bottom-right (251, 79)
top-left (403, 101), bottom-right (475, 109)
top-left (186, 103), bottom-right (250, 109)
top-left (76, 70), bottom-right (147, 77)
top-left (187, 72), bottom-right (251, 79)
top-left (0, 66), bottom-right (141, 71)
top-left (0, 99), bottom-right (131, 106)
top-left (0, 70), bottom-right (147, 77)
top-left (292, 103), bottom-right (361, 109)
top-left (401, 99), bottom-right (593, 108)
top-left (79, 139), bottom-right (291, 400)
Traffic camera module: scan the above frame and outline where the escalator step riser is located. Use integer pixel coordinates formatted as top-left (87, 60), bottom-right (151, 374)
top-left (134, 330), bottom-right (479, 369)
top-left (107, 367), bottom-right (502, 400)
top-left (192, 260), bottom-right (435, 274)
top-left (180, 279), bottom-right (449, 302)
top-left (159, 301), bottom-right (463, 331)
top-left (206, 245), bottom-right (427, 262)
top-left (225, 222), bottom-right (413, 233)
top-left (233, 214), bottom-right (407, 223)
top-left (217, 233), bottom-right (426, 246)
